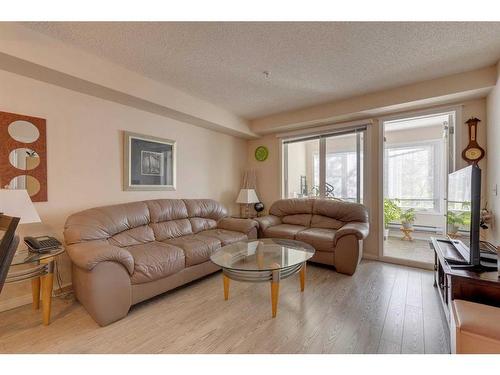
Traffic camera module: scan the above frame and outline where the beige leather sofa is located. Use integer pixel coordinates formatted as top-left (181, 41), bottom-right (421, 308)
top-left (255, 198), bottom-right (369, 275)
top-left (64, 199), bottom-right (258, 326)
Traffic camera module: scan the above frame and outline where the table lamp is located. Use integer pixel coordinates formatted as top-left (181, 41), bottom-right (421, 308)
top-left (0, 189), bottom-right (41, 224)
top-left (236, 188), bottom-right (260, 218)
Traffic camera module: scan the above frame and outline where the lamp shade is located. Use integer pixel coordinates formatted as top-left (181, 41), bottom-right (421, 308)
top-left (236, 189), bottom-right (260, 204)
top-left (0, 189), bottom-right (41, 224)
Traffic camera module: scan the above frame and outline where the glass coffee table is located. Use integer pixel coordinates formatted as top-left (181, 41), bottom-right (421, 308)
top-left (210, 238), bottom-right (315, 318)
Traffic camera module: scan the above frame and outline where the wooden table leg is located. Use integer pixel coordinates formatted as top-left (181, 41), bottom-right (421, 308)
top-left (31, 277), bottom-right (40, 310)
top-left (270, 280), bottom-right (279, 318)
top-left (300, 263), bottom-right (306, 292)
top-left (41, 259), bottom-right (55, 325)
top-left (223, 274), bottom-right (230, 301)
top-left (270, 270), bottom-right (280, 318)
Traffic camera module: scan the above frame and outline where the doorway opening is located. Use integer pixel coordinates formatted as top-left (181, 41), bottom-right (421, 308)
top-left (382, 111), bottom-right (456, 265)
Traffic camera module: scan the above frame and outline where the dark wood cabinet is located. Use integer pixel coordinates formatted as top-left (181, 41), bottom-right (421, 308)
top-left (430, 237), bottom-right (500, 325)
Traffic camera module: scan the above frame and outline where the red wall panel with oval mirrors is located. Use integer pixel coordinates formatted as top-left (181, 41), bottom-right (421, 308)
top-left (0, 111), bottom-right (47, 202)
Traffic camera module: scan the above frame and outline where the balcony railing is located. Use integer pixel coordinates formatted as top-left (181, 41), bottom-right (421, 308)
top-left (388, 197), bottom-right (439, 211)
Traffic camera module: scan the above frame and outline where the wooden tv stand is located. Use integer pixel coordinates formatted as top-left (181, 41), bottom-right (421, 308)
top-left (430, 237), bottom-right (500, 324)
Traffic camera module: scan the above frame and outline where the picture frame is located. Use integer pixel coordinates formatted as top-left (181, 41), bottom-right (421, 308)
top-left (123, 131), bottom-right (176, 191)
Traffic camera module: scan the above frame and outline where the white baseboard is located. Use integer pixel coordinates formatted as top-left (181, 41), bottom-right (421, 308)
top-left (362, 253), bottom-right (380, 261)
top-left (0, 282), bottom-right (72, 313)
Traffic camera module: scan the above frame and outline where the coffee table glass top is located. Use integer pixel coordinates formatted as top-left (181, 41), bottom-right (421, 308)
top-left (210, 238), bottom-right (315, 272)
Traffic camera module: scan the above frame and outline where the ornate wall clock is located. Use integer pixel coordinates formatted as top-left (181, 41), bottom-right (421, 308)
top-left (462, 117), bottom-right (485, 165)
top-left (254, 146), bottom-right (269, 161)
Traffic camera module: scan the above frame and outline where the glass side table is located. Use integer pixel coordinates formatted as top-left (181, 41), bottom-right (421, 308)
top-left (6, 247), bottom-right (65, 325)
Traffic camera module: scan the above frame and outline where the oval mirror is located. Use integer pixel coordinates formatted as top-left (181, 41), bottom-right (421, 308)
top-left (8, 175), bottom-right (41, 196)
top-left (8, 120), bottom-right (40, 143)
top-left (9, 148), bottom-right (40, 170)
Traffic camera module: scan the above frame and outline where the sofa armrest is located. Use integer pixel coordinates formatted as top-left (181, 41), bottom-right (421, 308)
top-left (334, 221), bottom-right (369, 246)
top-left (66, 239), bottom-right (135, 275)
top-left (217, 217), bottom-right (258, 235)
top-left (254, 215), bottom-right (282, 232)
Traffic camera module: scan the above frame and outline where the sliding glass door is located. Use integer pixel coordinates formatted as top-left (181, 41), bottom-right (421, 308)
top-left (282, 128), bottom-right (365, 202)
top-left (382, 111), bottom-right (455, 265)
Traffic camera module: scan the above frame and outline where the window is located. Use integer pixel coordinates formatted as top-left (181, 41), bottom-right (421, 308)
top-left (282, 127), bottom-right (365, 202)
top-left (314, 151), bottom-right (360, 202)
top-left (384, 140), bottom-right (443, 212)
top-left (283, 138), bottom-right (320, 198)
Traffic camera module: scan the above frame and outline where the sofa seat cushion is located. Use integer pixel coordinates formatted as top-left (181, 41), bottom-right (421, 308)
top-left (199, 229), bottom-right (246, 246)
top-left (165, 234), bottom-right (221, 267)
top-left (126, 241), bottom-right (185, 284)
top-left (296, 228), bottom-right (336, 252)
top-left (263, 224), bottom-right (307, 240)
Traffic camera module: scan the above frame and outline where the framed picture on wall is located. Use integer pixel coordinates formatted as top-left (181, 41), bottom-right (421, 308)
top-left (123, 131), bottom-right (176, 191)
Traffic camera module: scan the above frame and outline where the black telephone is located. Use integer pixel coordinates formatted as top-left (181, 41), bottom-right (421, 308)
top-left (24, 236), bottom-right (62, 252)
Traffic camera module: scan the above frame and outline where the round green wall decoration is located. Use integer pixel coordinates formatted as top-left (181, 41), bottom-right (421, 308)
top-left (254, 146), bottom-right (269, 161)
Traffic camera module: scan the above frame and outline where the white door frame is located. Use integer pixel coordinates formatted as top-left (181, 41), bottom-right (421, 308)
top-left (377, 105), bottom-right (462, 269)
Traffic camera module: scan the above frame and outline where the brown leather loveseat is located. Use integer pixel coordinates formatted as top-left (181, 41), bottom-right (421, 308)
top-left (64, 199), bottom-right (258, 326)
top-left (255, 198), bottom-right (369, 275)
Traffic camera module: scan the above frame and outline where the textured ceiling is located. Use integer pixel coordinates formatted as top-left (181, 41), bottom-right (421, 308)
top-left (23, 22), bottom-right (500, 119)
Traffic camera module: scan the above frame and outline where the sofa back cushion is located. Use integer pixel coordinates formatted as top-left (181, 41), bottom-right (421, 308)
top-left (310, 215), bottom-right (344, 230)
top-left (183, 199), bottom-right (227, 220)
top-left (183, 199), bottom-right (228, 234)
top-left (150, 219), bottom-right (193, 241)
top-left (266, 198), bottom-right (368, 230)
top-left (64, 198), bottom-right (231, 245)
top-left (269, 199), bottom-right (313, 217)
top-left (147, 199), bottom-right (189, 222)
top-left (190, 218), bottom-right (218, 233)
top-left (108, 225), bottom-right (155, 247)
top-left (146, 199), bottom-right (193, 240)
top-left (312, 199), bottom-right (368, 223)
top-left (64, 201), bottom-right (151, 245)
top-left (282, 214), bottom-right (312, 227)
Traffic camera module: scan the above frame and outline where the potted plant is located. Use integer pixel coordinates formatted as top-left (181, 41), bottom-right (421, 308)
top-left (384, 198), bottom-right (401, 240)
top-left (400, 208), bottom-right (416, 230)
top-left (447, 211), bottom-right (466, 234)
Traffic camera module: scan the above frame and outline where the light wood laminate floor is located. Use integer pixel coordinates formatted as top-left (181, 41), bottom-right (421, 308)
top-left (0, 261), bottom-right (450, 354)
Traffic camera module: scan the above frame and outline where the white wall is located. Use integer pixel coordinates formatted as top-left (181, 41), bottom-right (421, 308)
top-left (486, 62), bottom-right (500, 245)
top-left (0, 69), bottom-right (247, 310)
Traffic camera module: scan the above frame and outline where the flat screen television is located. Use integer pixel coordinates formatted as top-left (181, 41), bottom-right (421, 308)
top-left (447, 165), bottom-right (481, 266)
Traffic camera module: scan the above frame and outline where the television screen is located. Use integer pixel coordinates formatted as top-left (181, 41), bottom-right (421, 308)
top-left (447, 165), bottom-right (481, 265)
top-left (447, 166), bottom-right (472, 247)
